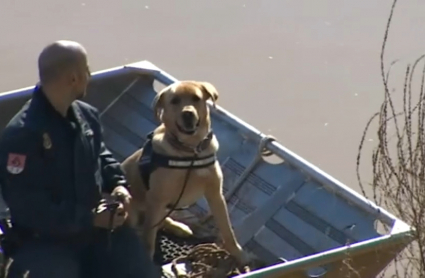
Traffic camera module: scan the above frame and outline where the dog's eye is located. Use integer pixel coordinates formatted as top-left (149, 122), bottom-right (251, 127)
top-left (170, 97), bottom-right (180, 105)
top-left (192, 95), bottom-right (201, 102)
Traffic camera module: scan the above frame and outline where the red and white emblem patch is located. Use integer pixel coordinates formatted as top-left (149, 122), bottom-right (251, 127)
top-left (7, 153), bottom-right (26, 175)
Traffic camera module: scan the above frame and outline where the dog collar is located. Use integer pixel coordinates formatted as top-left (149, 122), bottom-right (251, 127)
top-left (148, 130), bottom-right (216, 167)
top-left (166, 130), bottom-right (214, 154)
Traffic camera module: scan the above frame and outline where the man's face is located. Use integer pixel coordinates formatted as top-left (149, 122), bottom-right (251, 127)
top-left (74, 59), bottom-right (91, 100)
top-left (65, 53), bottom-right (91, 99)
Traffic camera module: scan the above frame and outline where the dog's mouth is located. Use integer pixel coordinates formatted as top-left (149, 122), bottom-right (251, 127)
top-left (176, 121), bottom-right (200, 135)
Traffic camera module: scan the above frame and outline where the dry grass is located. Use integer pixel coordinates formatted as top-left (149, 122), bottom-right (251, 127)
top-left (356, 0), bottom-right (425, 276)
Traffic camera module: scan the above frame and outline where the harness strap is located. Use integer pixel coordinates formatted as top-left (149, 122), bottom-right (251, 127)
top-left (137, 131), bottom-right (217, 190)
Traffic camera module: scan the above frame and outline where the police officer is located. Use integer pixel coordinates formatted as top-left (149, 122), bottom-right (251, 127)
top-left (0, 41), bottom-right (161, 278)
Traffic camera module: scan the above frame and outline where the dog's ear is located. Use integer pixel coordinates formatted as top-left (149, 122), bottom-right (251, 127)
top-left (198, 82), bottom-right (219, 106)
top-left (152, 89), bottom-right (166, 122)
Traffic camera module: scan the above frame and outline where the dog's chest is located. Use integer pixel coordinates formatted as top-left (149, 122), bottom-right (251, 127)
top-left (185, 166), bottom-right (216, 191)
top-left (194, 167), bottom-right (212, 177)
top-left (153, 165), bottom-right (219, 207)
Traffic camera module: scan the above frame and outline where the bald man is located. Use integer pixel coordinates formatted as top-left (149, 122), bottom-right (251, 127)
top-left (0, 41), bottom-right (161, 278)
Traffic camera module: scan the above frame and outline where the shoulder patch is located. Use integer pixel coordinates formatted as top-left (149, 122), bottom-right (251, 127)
top-left (7, 153), bottom-right (26, 174)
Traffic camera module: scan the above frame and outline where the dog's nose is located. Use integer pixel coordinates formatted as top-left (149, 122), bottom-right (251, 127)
top-left (182, 111), bottom-right (194, 126)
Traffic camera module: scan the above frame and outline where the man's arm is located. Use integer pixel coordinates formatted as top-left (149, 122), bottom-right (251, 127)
top-left (0, 128), bottom-right (93, 236)
top-left (99, 141), bottom-right (129, 193)
top-left (92, 111), bottom-right (129, 194)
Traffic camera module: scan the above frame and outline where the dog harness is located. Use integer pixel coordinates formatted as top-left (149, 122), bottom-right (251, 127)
top-left (138, 131), bottom-right (217, 190)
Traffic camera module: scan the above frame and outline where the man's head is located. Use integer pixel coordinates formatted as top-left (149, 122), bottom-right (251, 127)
top-left (38, 40), bottom-right (91, 100)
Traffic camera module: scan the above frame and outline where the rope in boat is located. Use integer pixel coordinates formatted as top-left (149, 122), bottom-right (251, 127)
top-left (171, 243), bottom-right (251, 278)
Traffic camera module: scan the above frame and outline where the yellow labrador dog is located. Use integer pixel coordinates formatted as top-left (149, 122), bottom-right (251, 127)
top-left (121, 80), bottom-right (248, 264)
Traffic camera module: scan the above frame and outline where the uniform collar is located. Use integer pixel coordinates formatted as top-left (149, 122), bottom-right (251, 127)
top-left (33, 84), bottom-right (72, 120)
top-left (71, 102), bottom-right (93, 136)
top-left (32, 85), bottom-right (92, 136)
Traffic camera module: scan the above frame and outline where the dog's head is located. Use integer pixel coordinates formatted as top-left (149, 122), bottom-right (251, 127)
top-left (152, 81), bottom-right (219, 136)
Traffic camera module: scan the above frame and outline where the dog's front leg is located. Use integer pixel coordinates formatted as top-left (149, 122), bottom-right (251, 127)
top-left (204, 182), bottom-right (245, 262)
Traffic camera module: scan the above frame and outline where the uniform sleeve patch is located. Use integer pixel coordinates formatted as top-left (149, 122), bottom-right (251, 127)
top-left (7, 153), bottom-right (26, 175)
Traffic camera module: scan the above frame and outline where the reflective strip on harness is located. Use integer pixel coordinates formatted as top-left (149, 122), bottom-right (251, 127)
top-left (168, 156), bottom-right (216, 168)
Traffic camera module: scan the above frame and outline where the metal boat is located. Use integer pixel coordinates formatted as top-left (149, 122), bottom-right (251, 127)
top-left (0, 61), bottom-right (413, 277)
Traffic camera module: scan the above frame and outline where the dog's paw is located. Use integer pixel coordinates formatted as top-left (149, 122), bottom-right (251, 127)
top-left (237, 251), bottom-right (251, 265)
top-left (165, 218), bottom-right (193, 237)
top-left (232, 245), bottom-right (255, 266)
top-left (241, 251), bottom-right (258, 266)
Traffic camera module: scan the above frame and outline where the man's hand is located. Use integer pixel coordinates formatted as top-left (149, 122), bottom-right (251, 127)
top-left (111, 185), bottom-right (132, 213)
top-left (93, 200), bottom-right (127, 229)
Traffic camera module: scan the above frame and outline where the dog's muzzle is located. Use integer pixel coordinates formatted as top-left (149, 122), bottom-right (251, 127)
top-left (177, 121), bottom-right (200, 135)
top-left (178, 111), bottom-right (199, 135)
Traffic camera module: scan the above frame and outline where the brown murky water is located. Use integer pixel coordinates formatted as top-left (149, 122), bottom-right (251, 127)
top-left (1, 0), bottom-right (424, 276)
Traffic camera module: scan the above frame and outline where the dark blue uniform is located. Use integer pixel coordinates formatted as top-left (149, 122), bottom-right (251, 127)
top-left (0, 86), bottom-right (161, 278)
